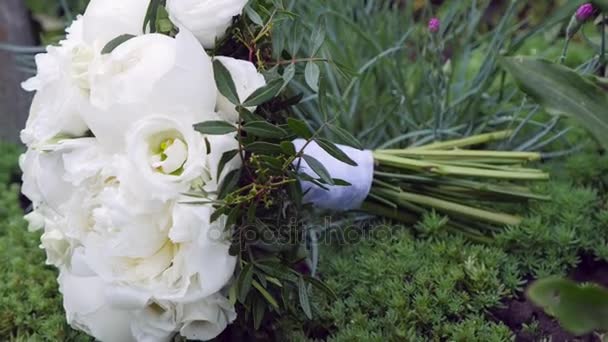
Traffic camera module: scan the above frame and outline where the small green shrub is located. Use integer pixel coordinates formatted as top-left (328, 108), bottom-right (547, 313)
top-left (279, 153), bottom-right (608, 340)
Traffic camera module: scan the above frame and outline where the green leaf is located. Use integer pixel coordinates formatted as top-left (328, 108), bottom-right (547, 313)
top-left (252, 296), bottom-right (266, 330)
top-left (501, 56), bottom-right (608, 150)
top-left (143, 0), bottom-right (162, 33)
top-left (245, 142), bottom-right (283, 155)
top-left (315, 138), bottom-right (358, 166)
top-left (252, 280), bottom-right (279, 309)
top-left (302, 154), bottom-right (334, 185)
top-left (213, 59), bottom-right (241, 105)
top-left (217, 149), bottom-right (239, 181)
top-left (310, 22), bottom-right (326, 55)
top-left (283, 63), bottom-right (296, 90)
top-left (242, 78), bottom-right (283, 107)
top-left (237, 106), bottom-right (264, 123)
top-left (217, 169), bottom-right (241, 200)
top-left (210, 207), bottom-right (227, 223)
top-left (155, 5), bottom-right (174, 33)
top-left (237, 264), bottom-right (254, 303)
top-left (193, 121), bottom-right (237, 135)
top-left (528, 277), bottom-right (608, 335)
top-left (101, 34), bottom-right (136, 54)
top-left (298, 277), bottom-right (313, 319)
top-left (280, 141), bottom-right (296, 156)
top-left (245, 5), bottom-right (264, 26)
top-left (332, 178), bottom-right (352, 186)
top-left (242, 121), bottom-right (288, 139)
top-left (287, 118), bottom-right (313, 139)
top-left (305, 62), bottom-right (320, 92)
top-left (327, 124), bottom-right (363, 149)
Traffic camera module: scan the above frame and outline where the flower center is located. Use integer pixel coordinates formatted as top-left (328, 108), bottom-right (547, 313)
top-left (150, 138), bottom-right (188, 175)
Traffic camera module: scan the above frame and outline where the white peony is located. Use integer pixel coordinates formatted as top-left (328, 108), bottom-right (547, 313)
top-left (20, 138), bottom-right (105, 214)
top-left (166, 0), bottom-right (249, 48)
top-left (83, 29), bottom-right (217, 152)
top-left (214, 56), bottom-right (267, 123)
top-left (81, 0), bottom-right (149, 48)
top-left (56, 198), bottom-right (236, 341)
top-left (20, 19), bottom-right (91, 147)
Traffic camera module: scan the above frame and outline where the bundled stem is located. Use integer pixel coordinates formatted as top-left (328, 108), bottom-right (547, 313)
top-left (366, 130), bottom-right (549, 232)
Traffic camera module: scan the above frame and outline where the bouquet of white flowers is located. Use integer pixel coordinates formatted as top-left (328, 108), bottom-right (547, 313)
top-left (19, 1), bottom-right (549, 341)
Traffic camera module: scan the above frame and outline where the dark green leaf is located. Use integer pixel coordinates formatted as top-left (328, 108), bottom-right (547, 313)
top-left (332, 178), bottom-right (352, 186)
top-left (237, 264), bottom-right (254, 303)
top-left (245, 142), bottom-right (283, 154)
top-left (217, 169), bottom-right (241, 200)
top-left (327, 124), bottom-right (363, 149)
top-left (242, 78), bottom-right (283, 107)
top-left (194, 121), bottom-right (237, 135)
top-left (252, 296), bottom-right (266, 330)
top-left (101, 34), bottom-right (136, 54)
top-left (242, 121), bottom-right (288, 139)
top-left (143, 0), bottom-right (162, 33)
top-left (210, 207), bottom-right (227, 223)
top-left (213, 59), bottom-right (241, 105)
top-left (304, 62), bottom-right (320, 92)
top-left (280, 141), bottom-right (296, 156)
top-left (501, 56), bottom-right (608, 150)
top-left (528, 277), bottom-right (608, 335)
top-left (298, 277), bottom-right (313, 319)
top-left (237, 106), bottom-right (264, 123)
top-left (287, 118), bottom-right (313, 139)
top-left (252, 280), bottom-right (279, 309)
top-left (298, 173), bottom-right (330, 191)
top-left (315, 138), bottom-right (358, 166)
top-left (217, 149), bottom-right (239, 180)
top-left (302, 154), bottom-right (334, 185)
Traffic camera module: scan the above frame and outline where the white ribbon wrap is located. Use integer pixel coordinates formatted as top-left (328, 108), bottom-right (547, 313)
top-left (292, 139), bottom-right (374, 211)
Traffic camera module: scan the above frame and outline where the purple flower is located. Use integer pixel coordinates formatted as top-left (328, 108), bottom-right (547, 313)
top-left (428, 17), bottom-right (440, 33)
top-left (576, 3), bottom-right (594, 22)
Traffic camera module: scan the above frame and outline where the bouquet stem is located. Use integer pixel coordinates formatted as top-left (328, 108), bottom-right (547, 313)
top-left (365, 131), bottom-right (549, 232)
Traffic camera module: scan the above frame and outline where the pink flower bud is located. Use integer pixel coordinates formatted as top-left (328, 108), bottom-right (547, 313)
top-left (576, 3), bottom-right (594, 22)
top-left (428, 18), bottom-right (440, 34)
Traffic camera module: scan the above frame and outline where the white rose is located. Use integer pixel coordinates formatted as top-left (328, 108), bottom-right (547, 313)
top-left (21, 19), bottom-right (91, 147)
top-left (84, 29), bottom-right (217, 151)
top-left (166, 0), bottom-right (249, 48)
top-left (214, 56), bottom-right (266, 123)
top-left (119, 115), bottom-right (207, 201)
top-left (82, 0), bottom-right (149, 48)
